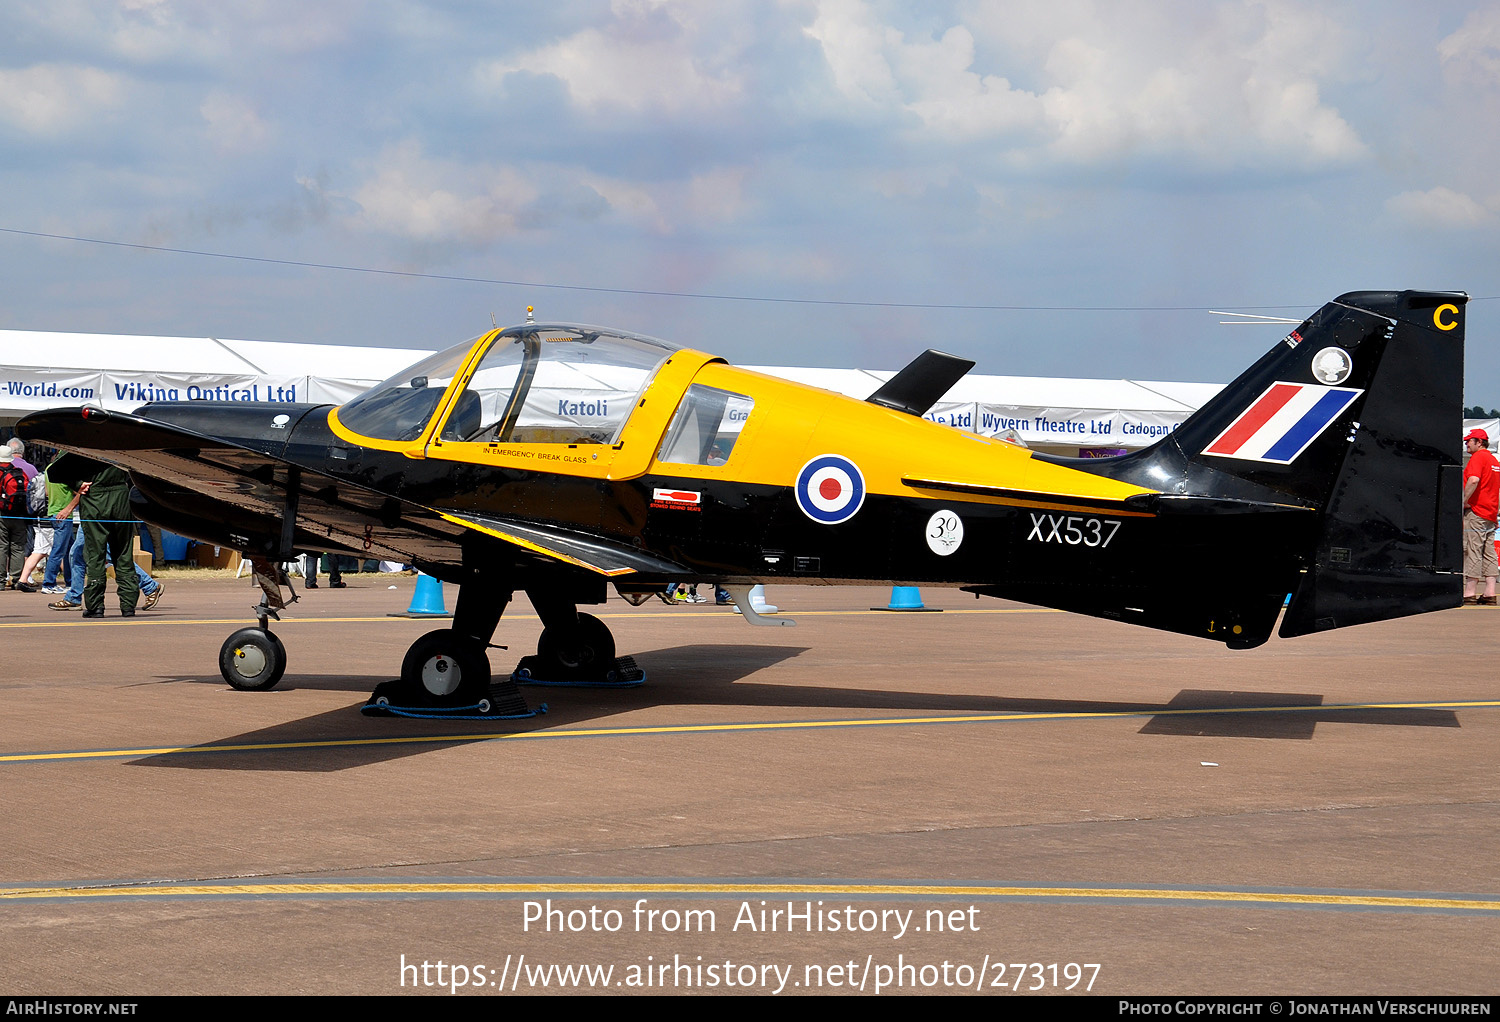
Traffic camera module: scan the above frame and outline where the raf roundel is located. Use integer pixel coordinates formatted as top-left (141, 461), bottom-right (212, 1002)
top-left (795, 454), bottom-right (866, 525)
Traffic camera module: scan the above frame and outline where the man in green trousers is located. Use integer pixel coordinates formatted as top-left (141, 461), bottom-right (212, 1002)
top-left (80, 464), bottom-right (137, 618)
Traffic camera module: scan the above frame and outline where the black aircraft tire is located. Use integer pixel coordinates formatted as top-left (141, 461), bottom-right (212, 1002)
top-left (400, 629), bottom-right (491, 700)
top-left (265, 631), bottom-right (288, 686)
top-left (535, 612), bottom-right (616, 679)
top-left (220, 627), bottom-right (288, 691)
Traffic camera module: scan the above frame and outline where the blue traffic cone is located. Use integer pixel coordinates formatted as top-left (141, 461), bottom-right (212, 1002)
top-left (887, 586), bottom-right (924, 609)
top-left (388, 573), bottom-right (453, 618)
top-left (873, 586), bottom-right (942, 612)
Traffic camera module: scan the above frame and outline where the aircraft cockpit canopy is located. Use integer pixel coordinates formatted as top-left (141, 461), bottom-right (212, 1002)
top-left (336, 324), bottom-right (681, 446)
top-left (334, 341), bottom-right (476, 443)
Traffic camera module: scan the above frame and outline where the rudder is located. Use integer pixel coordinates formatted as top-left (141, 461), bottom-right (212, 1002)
top-left (1277, 291), bottom-right (1466, 635)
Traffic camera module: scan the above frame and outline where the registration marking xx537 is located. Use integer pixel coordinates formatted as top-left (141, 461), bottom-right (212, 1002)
top-left (1026, 513), bottom-right (1121, 548)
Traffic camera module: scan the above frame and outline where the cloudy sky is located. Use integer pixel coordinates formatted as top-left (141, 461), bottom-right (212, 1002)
top-left (2, 0), bottom-right (1497, 397)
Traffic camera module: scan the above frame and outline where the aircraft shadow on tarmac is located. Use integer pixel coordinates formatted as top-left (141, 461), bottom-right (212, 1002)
top-left (1137, 689), bottom-right (1458, 740)
top-left (133, 645), bottom-right (1461, 772)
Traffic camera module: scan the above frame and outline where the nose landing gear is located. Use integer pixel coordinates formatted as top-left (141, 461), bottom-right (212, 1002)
top-left (217, 558), bottom-right (297, 691)
top-left (219, 627), bottom-right (287, 691)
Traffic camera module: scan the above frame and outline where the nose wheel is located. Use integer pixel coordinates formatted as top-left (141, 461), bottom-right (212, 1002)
top-left (219, 627), bottom-right (288, 691)
top-left (219, 563), bottom-right (297, 691)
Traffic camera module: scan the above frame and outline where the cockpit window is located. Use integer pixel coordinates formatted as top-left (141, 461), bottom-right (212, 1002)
top-left (657, 385), bottom-right (754, 465)
top-left (336, 324), bottom-right (680, 447)
top-left (334, 341), bottom-right (475, 442)
top-left (448, 325), bottom-right (677, 445)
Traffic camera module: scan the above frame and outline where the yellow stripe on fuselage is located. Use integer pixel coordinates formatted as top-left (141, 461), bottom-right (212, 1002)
top-left (650, 364), bottom-right (1159, 511)
top-left (435, 512), bottom-right (636, 576)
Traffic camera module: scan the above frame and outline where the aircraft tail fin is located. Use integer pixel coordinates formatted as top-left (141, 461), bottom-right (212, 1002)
top-left (1159, 290), bottom-right (1467, 636)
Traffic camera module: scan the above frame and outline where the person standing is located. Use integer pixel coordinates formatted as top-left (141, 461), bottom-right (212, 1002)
top-left (41, 458), bottom-right (77, 594)
top-left (79, 465), bottom-right (138, 618)
top-left (14, 464), bottom-right (51, 593)
top-left (47, 477), bottom-right (85, 610)
top-left (303, 552), bottom-right (344, 589)
top-left (0, 449), bottom-right (27, 588)
top-left (6, 439), bottom-right (37, 481)
top-left (1462, 428), bottom-right (1499, 605)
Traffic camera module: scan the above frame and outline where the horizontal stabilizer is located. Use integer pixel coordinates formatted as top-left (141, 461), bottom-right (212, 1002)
top-left (867, 350), bottom-right (975, 417)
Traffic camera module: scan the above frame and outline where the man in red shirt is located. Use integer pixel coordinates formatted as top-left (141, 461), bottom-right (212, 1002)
top-left (1462, 428), bottom-right (1500, 604)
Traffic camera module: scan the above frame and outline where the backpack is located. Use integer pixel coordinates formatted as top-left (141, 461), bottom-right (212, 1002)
top-left (25, 473), bottom-right (47, 516)
top-left (0, 465), bottom-right (24, 516)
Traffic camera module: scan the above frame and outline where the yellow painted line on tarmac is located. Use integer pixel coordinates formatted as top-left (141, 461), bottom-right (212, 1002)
top-left (0, 880), bottom-right (1495, 913)
top-left (3, 700), bottom-right (1496, 765)
top-left (0, 607), bottom-right (1061, 629)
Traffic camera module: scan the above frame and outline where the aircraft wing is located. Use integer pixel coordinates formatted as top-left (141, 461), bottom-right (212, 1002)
top-left (22, 407), bottom-right (464, 564)
top-left (19, 406), bottom-right (685, 577)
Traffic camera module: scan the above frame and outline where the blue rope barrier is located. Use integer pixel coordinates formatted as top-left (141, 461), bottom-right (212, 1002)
top-left (0, 515), bottom-right (143, 524)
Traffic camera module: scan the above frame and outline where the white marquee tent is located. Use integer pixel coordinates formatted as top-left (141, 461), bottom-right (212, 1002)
top-left (746, 365), bottom-right (1221, 450)
top-left (0, 327), bottom-right (1228, 451)
top-left (0, 329), bottom-right (435, 414)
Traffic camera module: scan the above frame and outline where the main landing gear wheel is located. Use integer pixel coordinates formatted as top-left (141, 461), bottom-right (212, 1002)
top-left (400, 629), bottom-right (492, 699)
top-left (364, 628), bottom-right (532, 718)
top-left (535, 612), bottom-right (616, 679)
top-left (514, 612), bottom-right (642, 687)
top-left (219, 627), bottom-right (287, 691)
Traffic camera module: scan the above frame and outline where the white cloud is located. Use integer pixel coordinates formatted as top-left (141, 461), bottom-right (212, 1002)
top-left (345, 141), bottom-right (542, 245)
top-left (896, 25), bottom-right (1043, 136)
top-left (804, 0), bottom-right (1366, 167)
top-left (1385, 186), bottom-right (1493, 229)
top-left (1438, 6), bottom-right (1500, 87)
top-left (477, 2), bottom-right (742, 114)
top-left (803, 0), bottom-right (901, 105)
top-left (0, 63), bottom-right (126, 134)
top-left (334, 143), bottom-right (756, 246)
top-left (805, 0), bottom-right (1043, 135)
top-left (1240, 75), bottom-right (1363, 163)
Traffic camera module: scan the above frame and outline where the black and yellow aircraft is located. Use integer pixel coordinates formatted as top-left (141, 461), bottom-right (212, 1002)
top-left (18, 289), bottom-right (1467, 718)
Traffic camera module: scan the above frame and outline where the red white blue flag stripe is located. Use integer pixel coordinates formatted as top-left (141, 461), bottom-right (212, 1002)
top-left (1203, 382), bottom-right (1362, 465)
